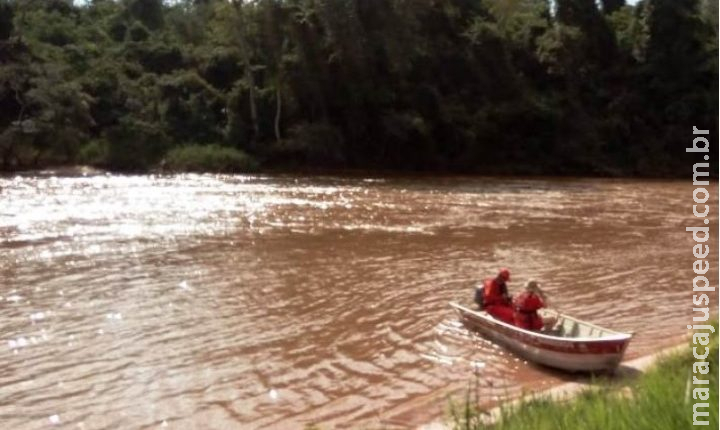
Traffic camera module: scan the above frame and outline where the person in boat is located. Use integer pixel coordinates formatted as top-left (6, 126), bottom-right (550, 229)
top-left (513, 280), bottom-right (547, 331)
top-left (480, 268), bottom-right (515, 324)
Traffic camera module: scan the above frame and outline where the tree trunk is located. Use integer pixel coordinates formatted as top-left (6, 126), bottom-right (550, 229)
top-left (274, 85), bottom-right (282, 142)
top-left (231, 0), bottom-right (260, 143)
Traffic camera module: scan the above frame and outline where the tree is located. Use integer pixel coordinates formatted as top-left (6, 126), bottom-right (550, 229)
top-left (601, 0), bottom-right (626, 14)
top-left (230, 0), bottom-right (260, 143)
top-left (127, 0), bottom-right (164, 31)
top-left (0, 0), bottom-right (13, 40)
top-left (0, 0), bottom-right (714, 175)
top-left (641, 0), bottom-right (716, 170)
top-left (259, 0), bottom-right (289, 142)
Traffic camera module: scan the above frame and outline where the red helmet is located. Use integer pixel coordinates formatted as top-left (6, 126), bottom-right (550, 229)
top-left (498, 268), bottom-right (510, 281)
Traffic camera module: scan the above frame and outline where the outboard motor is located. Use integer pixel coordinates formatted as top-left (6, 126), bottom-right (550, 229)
top-left (473, 285), bottom-right (484, 308)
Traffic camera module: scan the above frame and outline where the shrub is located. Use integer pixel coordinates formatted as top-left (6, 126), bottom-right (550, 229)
top-left (105, 117), bottom-right (168, 171)
top-left (78, 139), bottom-right (109, 166)
top-left (164, 144), bottom-right (258, 173)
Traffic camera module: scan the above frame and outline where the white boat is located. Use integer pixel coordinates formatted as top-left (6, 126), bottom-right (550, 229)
top-left (450, 302), bottom-right (633, 372)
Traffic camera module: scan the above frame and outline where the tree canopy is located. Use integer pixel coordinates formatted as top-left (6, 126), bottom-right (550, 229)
top-left (0, 0), bottom-right (716, 175)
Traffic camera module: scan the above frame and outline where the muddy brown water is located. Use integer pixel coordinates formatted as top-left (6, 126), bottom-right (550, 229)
top-left (0, 173), bottom-right (716, 429)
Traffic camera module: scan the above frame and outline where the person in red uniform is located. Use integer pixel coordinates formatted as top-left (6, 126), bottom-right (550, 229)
top-left (513, 280), bottom-right (546, 330)
top-left (482, 268), bottom-right (514, 324)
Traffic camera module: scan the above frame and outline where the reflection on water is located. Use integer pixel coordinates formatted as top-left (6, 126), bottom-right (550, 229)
top-left (0, 173), bottom-right (716, 429)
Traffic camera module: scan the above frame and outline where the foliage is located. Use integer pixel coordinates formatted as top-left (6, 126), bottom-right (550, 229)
top-left (0, 2), bottom-right (13, 40)
top-left (158, 71), bottom-right (225, 143)
top-left (271, 121), bottom-right (345, 167)
top-left (164, 143), bottom-right (258, 173)
top-left (104, 116), bottom-right (167, 171)
top-left (78, 138), bottom-right (109, 165)
top-left (0, 0), bottom-right (715, 174)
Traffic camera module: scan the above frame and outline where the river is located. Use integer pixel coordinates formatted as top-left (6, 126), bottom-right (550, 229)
top-left (0, 173), bottom-right (716, 429)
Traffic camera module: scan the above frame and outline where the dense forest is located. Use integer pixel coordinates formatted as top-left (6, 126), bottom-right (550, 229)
top-left (0, 0), bottom-right (717, 175)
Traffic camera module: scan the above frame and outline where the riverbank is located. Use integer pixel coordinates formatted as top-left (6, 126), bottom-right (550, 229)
top-left (427, 331), bottom-right (717, 430)
top-left (348, 337), bottom-right (684, 429)
top-left (4, 162), bottom-right (718, 181)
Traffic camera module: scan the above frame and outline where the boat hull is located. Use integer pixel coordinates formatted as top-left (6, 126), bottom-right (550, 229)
top-left (451, 303), bottom-right (632, 372)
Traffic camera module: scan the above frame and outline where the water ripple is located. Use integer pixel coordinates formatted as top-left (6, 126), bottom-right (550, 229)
top-left (0, 174), bottom-right (716, 428)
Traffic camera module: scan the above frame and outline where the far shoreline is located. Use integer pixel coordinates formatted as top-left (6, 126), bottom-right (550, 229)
top-left (1, 164), bottom-right (715, 182)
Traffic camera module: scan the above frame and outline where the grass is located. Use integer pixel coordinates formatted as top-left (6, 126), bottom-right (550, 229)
top-left (163, 144), bottom-right (259, 173)
top-left (449, 326), bottom-right (718, 430)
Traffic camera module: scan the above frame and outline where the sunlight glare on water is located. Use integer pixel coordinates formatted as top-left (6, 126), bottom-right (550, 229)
top-left (0, 173), bottom-right (716, 429)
